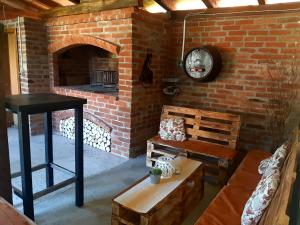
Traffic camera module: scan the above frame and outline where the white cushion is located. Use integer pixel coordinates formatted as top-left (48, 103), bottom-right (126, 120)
top-left (258, 143), bottom-right (287, 175)
top-left (241, 169), bottom-right (280, 225)
top-left (159, 117), bottom-right (186, 142)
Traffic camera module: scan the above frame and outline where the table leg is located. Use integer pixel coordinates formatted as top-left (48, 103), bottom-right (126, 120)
top-left (44, 112), bottom-right (54, 187)
top-left (75, 106), bottom-right (84, 206)
top-left (18, 112), bottom-right (34, 220)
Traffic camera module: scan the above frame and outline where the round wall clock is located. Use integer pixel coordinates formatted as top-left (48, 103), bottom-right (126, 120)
top-left (183, 45), bottom-right (222, 82)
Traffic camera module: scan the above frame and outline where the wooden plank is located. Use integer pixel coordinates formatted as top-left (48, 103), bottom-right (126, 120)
top-left (43, 0), bottom-right (143, 18)
top-left (0, 23), bottom-right (12, 203)
top-left (172, 2), bottom-right (300, 19)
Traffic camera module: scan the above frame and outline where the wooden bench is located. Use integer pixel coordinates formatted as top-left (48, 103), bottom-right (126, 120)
top-left (195, 128), bottom-right (300, 225)
top-left (146, 105), bottom-right (241, 184)
top-left (0, 197), bottom-right (36, 225)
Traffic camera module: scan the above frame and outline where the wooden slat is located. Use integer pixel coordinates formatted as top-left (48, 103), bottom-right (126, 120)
top-left (43, 0), bottom-right (143, 18)
top-left (0, 23), bottom-right (12, 203)
top-left (186, 128), bottom-right (232, 143)
top-left (200, 110), bottom-right (241, 122)
top-left (199, 120), bottom-right (233, 132)
top-left (163, 105), bottom-right (198, 117)
top-left (162, 114), bottom-right (197, 126)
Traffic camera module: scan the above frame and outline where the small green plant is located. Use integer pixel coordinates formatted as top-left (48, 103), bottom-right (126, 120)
top-left (150, 168), bottom-right (162, 176)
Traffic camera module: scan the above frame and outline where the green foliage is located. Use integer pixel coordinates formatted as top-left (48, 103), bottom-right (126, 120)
top-left (150, 168), bottom-right (162, 176)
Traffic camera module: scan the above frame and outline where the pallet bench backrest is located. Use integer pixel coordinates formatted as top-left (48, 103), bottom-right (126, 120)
top-left (161, 105), bottom-right (241, 150)
top-left (259, 129), bottom-right (300, 225)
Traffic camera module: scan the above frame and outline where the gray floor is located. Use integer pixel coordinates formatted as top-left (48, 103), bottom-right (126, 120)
top-left (8, 127), bottom-right (219, 225)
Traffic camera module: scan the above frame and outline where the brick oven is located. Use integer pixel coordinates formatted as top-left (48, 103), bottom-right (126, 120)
top-left (46, 8), bottom-right (169, 157)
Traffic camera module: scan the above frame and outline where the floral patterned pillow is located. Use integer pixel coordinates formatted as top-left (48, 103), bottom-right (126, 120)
top-left (159, 117), bottom-right (186, 142)
top-left (241, 169), bottom-right (280, 225)
top-left (258, 143), bottom-right (287, 175)
top-left (258, 158), bottom-right (271, 175)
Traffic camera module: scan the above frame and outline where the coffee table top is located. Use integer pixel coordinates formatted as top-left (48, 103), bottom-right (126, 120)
top-left (114, 157), bottom-right (202, 214)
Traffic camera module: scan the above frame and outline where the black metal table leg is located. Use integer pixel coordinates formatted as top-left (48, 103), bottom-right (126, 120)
top-left (44, 112), bottom-right (54, 187)
top-left (75, 106), bottom-right (84, 207)
top-left (18, 112), bottom-right (34, 221)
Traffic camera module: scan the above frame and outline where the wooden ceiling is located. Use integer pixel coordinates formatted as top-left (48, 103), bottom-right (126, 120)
top-left (0, 0), bottom-right (300, 20)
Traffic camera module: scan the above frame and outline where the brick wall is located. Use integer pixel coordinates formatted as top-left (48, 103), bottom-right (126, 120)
top-left (168, 12), bottom-right (300, 151)
top-left (130, 10), bottom-right (170, 154)
top-left (3, 18), bottom-right (49, 134)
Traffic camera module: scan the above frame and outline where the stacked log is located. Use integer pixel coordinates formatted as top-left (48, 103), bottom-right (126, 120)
top-left (59, 117), bottom-right (111, 152)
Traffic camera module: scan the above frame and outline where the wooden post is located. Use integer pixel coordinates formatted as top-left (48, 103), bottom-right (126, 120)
top-left (0, 23), bottom-right (12, 203)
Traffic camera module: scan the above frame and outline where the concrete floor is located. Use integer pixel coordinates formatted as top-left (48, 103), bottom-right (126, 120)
top-left (7, 127), bottom-right (219, 225)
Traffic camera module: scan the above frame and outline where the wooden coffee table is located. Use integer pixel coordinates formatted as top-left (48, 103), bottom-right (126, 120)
top-left (112, 157), bottom-right (204, 225)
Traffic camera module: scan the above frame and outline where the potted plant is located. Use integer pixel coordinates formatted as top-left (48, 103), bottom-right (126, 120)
top-left (149, 168), bottom-right (162, 184)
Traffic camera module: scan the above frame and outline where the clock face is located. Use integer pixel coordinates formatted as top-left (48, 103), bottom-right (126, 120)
top-left (183, 46), bottom-right (222, 82)
top-left (185, 49), bottom-right (213, 79)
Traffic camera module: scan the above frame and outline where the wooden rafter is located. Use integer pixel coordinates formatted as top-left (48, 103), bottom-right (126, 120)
top-left (154, 0), bottom-right (172, 11)
top-left (23, 0), bottom-right (50, 10)
top-left (44, 0), bottom-right (142, 18)
top-left (37, 0), bottom-right (61, 8)
top-left (0, 3), bottom-right (41, 19)
top-left (47, 0), bottom-right (75, 6)
top-left (202, 0), bottom-right (217, 8)
top-left (173, 2), bottom-right (300, 19)
top-left (0, 0), bottom-right (39, 12)
top-left (258, 0), bottom-right (266, 5)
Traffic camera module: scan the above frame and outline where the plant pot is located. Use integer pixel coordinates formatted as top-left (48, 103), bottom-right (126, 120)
top-left (150, 174), bottom-right (161, 184)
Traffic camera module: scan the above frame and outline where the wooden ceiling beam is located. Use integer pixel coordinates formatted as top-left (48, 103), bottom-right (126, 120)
top-left (258, 0), bottom-right (266, 5)
top-left (0, 0), bottom-right (40, 12)
top-left (47, 0), bottom-right (76, 6)
top-left (37, 0), bottom-right (61, 7)
top-left (44, 0), bottom-right (142, 18)
top-left (202, 0), bottom-right (217, 8)
top-left (172, 2), bottom-right (300, 19)
top-left (154, 0), bottom-right (172, 11)
top-left (0, 3), bottom-right (41, 19)
top-left (23, 0), bottom-right (50, 10)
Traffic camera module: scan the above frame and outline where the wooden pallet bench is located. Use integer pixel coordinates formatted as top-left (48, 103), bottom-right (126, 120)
top-left (147, 105), bottom-right (241, 185)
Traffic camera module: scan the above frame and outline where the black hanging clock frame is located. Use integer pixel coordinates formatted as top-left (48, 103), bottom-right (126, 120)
top-left (183, 45), bottom-right (222, 82)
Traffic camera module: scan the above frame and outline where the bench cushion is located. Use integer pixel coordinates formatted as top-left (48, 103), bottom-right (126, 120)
top-left (195, 185), bottom-right (252, 225)
top-left (150, 136), bottom-right (238, 160)
top-left (0, 197), bottom-right (35, 225)
top-left (194, 150), bottom-right (272, 225)
top-left (228, 150), bottom-right (272, 191)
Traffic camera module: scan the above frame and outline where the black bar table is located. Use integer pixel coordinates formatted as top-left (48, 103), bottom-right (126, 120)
top-left (5, 93), bottom-right (87, 221)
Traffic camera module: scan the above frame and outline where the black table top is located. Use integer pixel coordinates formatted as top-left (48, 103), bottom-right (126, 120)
top-left (5, 93), bottom-right (87, 114)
